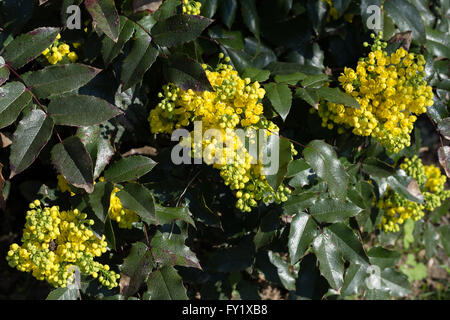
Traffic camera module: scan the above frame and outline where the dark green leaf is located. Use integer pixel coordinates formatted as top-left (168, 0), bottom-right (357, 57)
top-left (274, 72), bottom-right (306, 85)
top-left (10, 109), bottom-right (54, 177)
top-left (220, 0), bottom-right (238, 28)
top-left (88, 180), bottom-right (113, 223)
top-left (200, 0), bottom-right (220, 18)
top-left (326, 223), bottom-right (369, 265)
top-left (310, 198), bottom-right (363, 223)
top-left (51, 136), bottom-right (94, 193)
top-left (22, 64), bottom-right (101, 99)
top-left (301, 74), bottom-right (329, 88)
top-left (2, 27), bottom-right (59, 69)
top-left (341, 263), bottom-right (367, 297)
top-left (120, 242), bottom-right (154, 297)
top-left (263, 133), bottom-right (292, 191)
top-left (104, 155), bottom-right (157, 183)
top-left (294, 87), bottom-right (319, 107)
top-left (152, 14), bottom-right (213, 47)
top-left (48, 94), bottom-right (123, 126)
top-left (424, 222), bottom-right (439, 259)
top-left (312, 230), bottom-right (345, 290)
top-left (362, 157), bottom-right (395, 178)
top-left (303, 140), bottom-right (349, 200)
top-left (367, 247), bottom-right (401, 269)
top-left (85, 0), bottom-right (120, 42)
top-left (438, 117), bottom-right (450, 140)
top-left (384, 0), bottom-right (426, 43)
top-left (144, 266), bottom-right (188, 300)
top-left (102, 16), bottom-right (135, 65)
top-left (316, 87), bottom-right (360, 108)
top-left (288, 212), bottom-right (318, 264)
top-left (0, 82), bottom-right (32, 129)
top-left (46, 287), bottom-right (79, 300)
top-left (208, 26), bottom-right (244, 50)
top-left (242, 67), bottom-right (270, 82)
top-left (380, 268), bottom-right (411, 297)
top-left (165, 53), bottom-right (213, 91)
top-left (268, 251), bottom-right (296, 291)
top-left (264, 82), bottom-right (292, 120)
top-left (117, 183), bottom-right (157, 225)
top-left (240, 0), bottom-right (260, 39)
top-left (155, 204), bottom-right (195, 227)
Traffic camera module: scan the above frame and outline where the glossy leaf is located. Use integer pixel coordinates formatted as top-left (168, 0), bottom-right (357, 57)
top-left (102, 16), bottom-right (135, 65)
top-left (144, 266), bottom-right (188, 300)
top-left (384, 0), bottom-right (426, 42)
top-left (85, 0), bottom-right (120, 42)
top-left (117, 183), bottom-right (157, 225)
top-left (309, 198), bottom-right (363, 223)
top-left (264, 82), bottom-right (292, 120)
top-left (268, 251), bottom-right (296, 291)
top-left (0, 82), bottom-right (32, 129)
top-left (104, 155), bottom-right (157, 183)
top-left (316, 87), bottom-right (360, 108)
top-left (326, 223), bottom-right (369, 266)
top-left (288, 212), bottom-right (318, 264)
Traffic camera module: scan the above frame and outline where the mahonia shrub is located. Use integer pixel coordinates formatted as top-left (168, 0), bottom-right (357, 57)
top-left (0, 0), bottom-right (448, 301)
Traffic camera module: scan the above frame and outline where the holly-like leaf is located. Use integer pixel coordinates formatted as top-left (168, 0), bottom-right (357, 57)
top-left (104, 155), bottom-right (157, 183)
top-left (117, 183), bottom-right (157, 225)
top-left (309, 198), bottom-right (363, 223)
top-left (51, 136), bottom-right (94, 193)
top-left (144, 266), bottom-right (188, 300)
top-left (120, 242), bottom-right (155, 297)
top-left (301, 74), bottom-right (329, 88)
top-left (326, 223), bottom-right (369, 266)
top-left (48, 94), bottom-right (123, 126)
top-left (367, 247), bottom-right (401, 269)
top-left (2, 27), bottom-right (59, 69)
top-left (303, 140), bottom-right (349, 200)
top-left (155, 204), bottom-right (195, 227)
top-left (0, 57), bottom-right (9, 86)
top-left (102, 16), bottom-right (135, 65)
top-left (263, 133), bottom-right (292, 192)
top-left (88, 180), bottom-right (113, 223)
top-left (165, 53), bottom-right (213, 92)
top-left (316, 87), bottom-right (360, 108)
top-left (220, 0), bottom-right (238, 28)
top-left (312, 231), bottom-right (345, 290)
top-left (85, 0), bottom-right (120, 42)
top-left (438, 117), bottom-right (450, 141)
top-left (0, 82), bottom-right (32, 129)
top-left (242, 67), bottom-right (270, 82)
top-left (240, 0), bottom-right (260, 39)
top-left (268, 251), bottom-right (296, 291)
top-left (384, 0), bottom-right (426, 43)
top-left (264, 82), bottom-right (292, 121)
top-left (438, 146), bottom-right (450, 178)
top-left (152, 14), bottom-right (213, 47)
top-left (10, 109), bottom-right (54, 178)
top-left (46, 287), bottom-right (79, 300)
top-left (150, 231), bottom-right (201, 269)
top-left (121, 32), bottom-right (158, 91)
top-left (22, 64), bottom-right (101, 99)
top-left (341, 263), bottom-right (367, 297)
top-left (295, 88), bottom-right (319, 107)
top-left (288, 212), bottom-right (318, 265)
top-left (379, 268), bottom-right (411, 297)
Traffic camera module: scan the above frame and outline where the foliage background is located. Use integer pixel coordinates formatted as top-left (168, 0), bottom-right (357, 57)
top-left (0, 0), bottom-right (449, 300)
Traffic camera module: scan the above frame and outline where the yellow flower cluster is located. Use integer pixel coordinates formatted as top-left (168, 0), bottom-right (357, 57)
top-left (41, 34), bottom-right (78, 65)
top-left (57, 175), bottom-right (139, 229)
top-left (315, 32), bottom-right (434, 153)
top-left (148, 55), bottom-right (295, 212)
top-left (182, 0), bottom-right (201, 15)
top-left (6, 200), bottom-right (119, 289)
top-left (108, 186), bottom-right (139, 229)
top-left (379, 156), bottom-right (450, 232)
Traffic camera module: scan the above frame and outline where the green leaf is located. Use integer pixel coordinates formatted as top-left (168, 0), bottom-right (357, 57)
top-left (0, 82), bottom-right (32, 129)
top-left (46, 287), bottom-right (79, 300)
top-left (384, 0), bottom-right (426, 43)
top-left (76, 125), bottom-right (114, 179)
top-left (121, 27), bottom-right (159, 91)
top-left (104, 155), bottom-right (157, 183)
top-left (286, 159), bottom-right (310, 178)
top-left (120, 242), bottom-right (155, 297)
top-left (117, 183), bottom-right (157, 225)
top-left (301, 74), bottom-right (329, 88)
top-left (379, 268), bottom-right (411, 297)
top-left (386, 171), bottom-right (424, 203)
top-left (144, 266), bottom-right (188, 300)
top-left (102, 16), bottom-right (135, 65)
top-left (283, 191), bottom-right (319, 213)
top-left (341, 263), bottom-right (367, 297)
top-left (9, 109), bottom-right (54, 177)
top-left (316, 87), bottom-right (360, 108)
top-left (240, 0), bottom-right (260, 39)
top-left (51, 136), bottom-right (94, 194)
top-left (326, 223), bottom-right (369, 265)
top-left (264, 82), bottom-right (292, 120)
top-left (438, 146), bottom-right (450, 178)
top-left (242, 67), bottom-right (270, 82)
top-left (208, 26), bottom-right (244, 50)
top-left (155, 204), bottom-right (195, 227)
top-left (424, 222), bottom-right (439, 260)
top-left (22, 64), bottom-right (101, 99)
top-left (150, 231), bottom-right (201, 269)
top-left (48, 94), bottom-right (123, 126)
top-left (362, 157), bottom-right (395, 178)
top-left (294, 87), bottom-right (319, 107)
top-left (0, 57), bottom-right (9, 86)
top-left (425, 27), bottom-right (450, 59)
top-left (152, 14), bottom-right (213, 47)
top-left (200, 0), bottom-right (220, 18)
top-left (85, 0), bottom-right (120, 42)
top-left (220, 0), bottom-right (238, 28)
top-left (438, 225), bottom-right (450, 256)
top-left (2, 27), bottom-right (59, 69)
top-left (268, 251), bottom-right (296, 291)
top-left (288, 212), bottom-right (318, 265)
top-left (275, 72), bottom-right (307, 85)
top-left (312, 230), bottom-right (345, 290)
top-left (309, 198), bottom-right (363, 223)
top-left (303, 140), bottom-right (349, 200)
top-left (263, 133), bottom-right (292, 191)
top-left (165, 53), bottom-right (213, 92)
top-left (367, 247), bottom-right (401, 269)
top-left (88, 180), bottom-right (113, 223)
